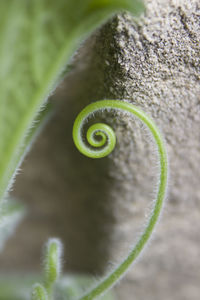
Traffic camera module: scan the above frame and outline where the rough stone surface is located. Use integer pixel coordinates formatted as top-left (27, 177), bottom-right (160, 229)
top-left (0, 0), bottom-right (199, 299)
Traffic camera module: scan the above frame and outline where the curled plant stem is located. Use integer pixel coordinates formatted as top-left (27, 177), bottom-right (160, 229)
top-left (73, 100), bottom-right (168, 300)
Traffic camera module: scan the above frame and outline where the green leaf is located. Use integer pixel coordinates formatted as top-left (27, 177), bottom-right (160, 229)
top-left (0, 0), bottom-right (144, 202)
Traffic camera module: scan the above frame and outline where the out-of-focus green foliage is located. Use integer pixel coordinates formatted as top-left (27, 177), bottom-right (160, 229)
top-left (0, 198), bottom-right (25, 251)
top-left (0, 274), bottom-right (115, 300)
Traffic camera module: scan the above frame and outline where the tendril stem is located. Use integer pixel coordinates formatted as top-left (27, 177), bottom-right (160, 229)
top-left (73, 100), bottom-right (168, 300)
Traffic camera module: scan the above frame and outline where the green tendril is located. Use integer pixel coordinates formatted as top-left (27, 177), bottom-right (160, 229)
top-left (31, 283), bottom-right (48, 300)
top-left (73, 99), bottom-right (168, 300)
top-left (44, 238), bottom-right (62, 296)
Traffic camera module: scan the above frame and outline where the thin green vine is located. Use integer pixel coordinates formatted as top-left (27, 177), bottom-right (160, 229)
top-left (73, 99), bottom-right (168, 300)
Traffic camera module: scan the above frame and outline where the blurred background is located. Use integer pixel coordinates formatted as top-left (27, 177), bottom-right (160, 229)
top-left (0, 0), bottom-right (200, 299)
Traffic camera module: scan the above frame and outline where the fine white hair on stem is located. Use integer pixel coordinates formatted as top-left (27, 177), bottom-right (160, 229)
top-left (43, 238), bottom-right (63, 284)
top-left (72, 99), bottom-right (168, 300)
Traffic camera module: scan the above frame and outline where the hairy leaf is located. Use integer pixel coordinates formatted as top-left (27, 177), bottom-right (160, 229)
top-left (0, 0), bottom-right (144, 202)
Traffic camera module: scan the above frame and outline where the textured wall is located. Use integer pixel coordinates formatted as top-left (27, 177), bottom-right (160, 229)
top-left (0, 0), bottom-right (199, 299)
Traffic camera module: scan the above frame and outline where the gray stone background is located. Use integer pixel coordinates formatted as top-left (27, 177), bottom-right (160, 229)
top-left (0, 0), bottom-right (200, 299)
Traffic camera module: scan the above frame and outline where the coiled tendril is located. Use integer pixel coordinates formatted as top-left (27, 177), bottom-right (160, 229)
top-left (73, 100), bottom-right (168, 300)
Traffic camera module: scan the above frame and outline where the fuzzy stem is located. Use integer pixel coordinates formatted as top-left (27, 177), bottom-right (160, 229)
top-left (73, 99), bottom-right (168, 300)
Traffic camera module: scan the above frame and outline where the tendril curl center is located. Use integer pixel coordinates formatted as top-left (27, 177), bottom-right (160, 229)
top-left (72, 99), bottom-right (168, 300)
